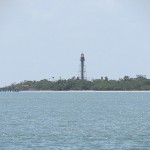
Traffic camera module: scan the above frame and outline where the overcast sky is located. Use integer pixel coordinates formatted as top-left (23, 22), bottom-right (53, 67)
top-left (0, 0), bottom-right (150, 86)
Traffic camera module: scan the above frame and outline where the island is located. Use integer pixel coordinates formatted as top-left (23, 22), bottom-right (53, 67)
top-left (1, 75), bottom-right (150, 91)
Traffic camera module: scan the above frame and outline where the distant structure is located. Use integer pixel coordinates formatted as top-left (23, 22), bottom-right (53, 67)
top-left (80, 53), bottom-right (86, 80)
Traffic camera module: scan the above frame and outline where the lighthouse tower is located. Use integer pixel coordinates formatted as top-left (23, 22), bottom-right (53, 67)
top-left (80, 53), bottom-right (86, 80)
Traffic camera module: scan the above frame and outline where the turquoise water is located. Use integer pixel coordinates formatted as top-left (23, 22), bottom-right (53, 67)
top-left (0, 92), bottom-right (150, 150)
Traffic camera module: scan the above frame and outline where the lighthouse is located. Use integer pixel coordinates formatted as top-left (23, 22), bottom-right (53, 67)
top-left (80, 53), bottom-right (85, 80)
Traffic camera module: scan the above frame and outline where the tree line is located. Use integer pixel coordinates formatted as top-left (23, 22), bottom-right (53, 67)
top-left (2, 75), bottom-right (150, 91)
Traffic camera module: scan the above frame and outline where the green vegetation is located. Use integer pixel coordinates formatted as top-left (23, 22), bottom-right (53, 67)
top-left (1, 75), bottom-right (150, 91)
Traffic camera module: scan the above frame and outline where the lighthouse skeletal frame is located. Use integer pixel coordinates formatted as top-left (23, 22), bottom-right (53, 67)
top-left (80, 53), bottom-right (86, 80)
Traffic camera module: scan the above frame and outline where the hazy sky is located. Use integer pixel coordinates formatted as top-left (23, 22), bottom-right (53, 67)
top-left (0, 0), bottom-right (150, 86)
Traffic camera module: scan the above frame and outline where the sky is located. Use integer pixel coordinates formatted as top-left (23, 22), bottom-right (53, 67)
top-left (0, 0), bottom-right (150, 86)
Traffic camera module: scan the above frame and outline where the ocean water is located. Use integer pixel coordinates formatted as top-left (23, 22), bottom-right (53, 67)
top-left (0, 92), bottom-right (150, 150)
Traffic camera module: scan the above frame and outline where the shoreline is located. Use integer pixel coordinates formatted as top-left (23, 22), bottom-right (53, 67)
top-left (19, 90), bottom-right (150, 93)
